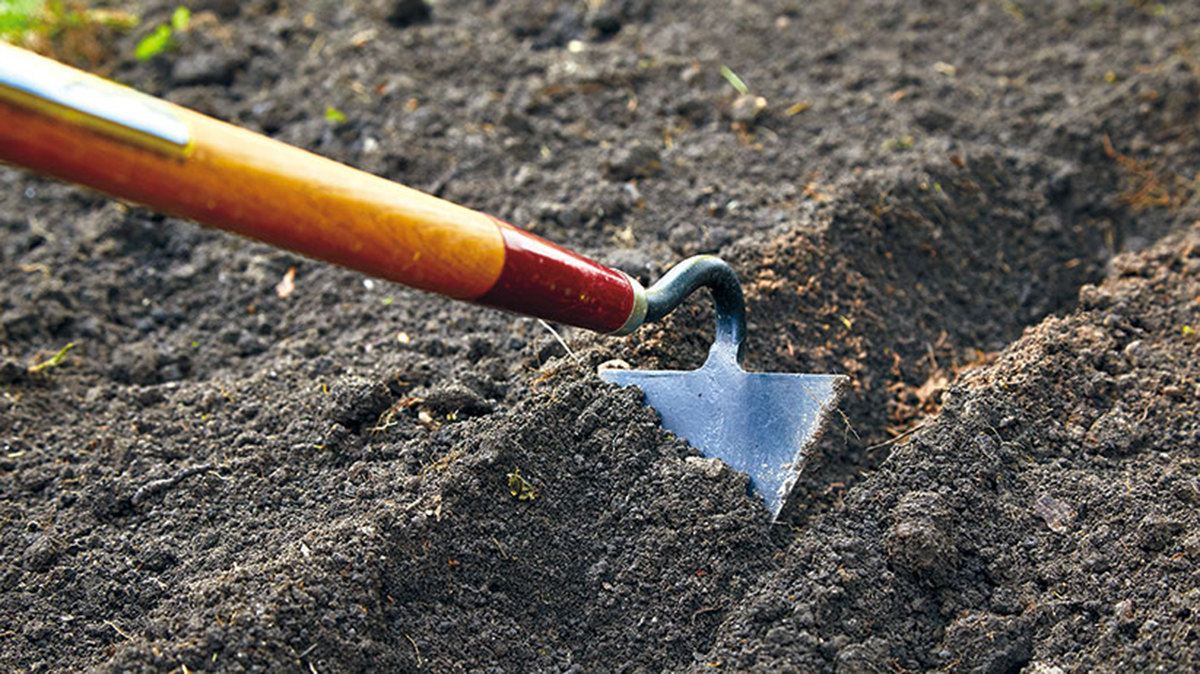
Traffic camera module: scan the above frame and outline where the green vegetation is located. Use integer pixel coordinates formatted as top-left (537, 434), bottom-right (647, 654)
top-left (719, 64), bottom-right (750, 96)
top-left (28, 341), bottom-right (76, 373)
top-left (134, 23), bottom-right (170, 59)
top-left (134, 5), bottom-right (188, 61)
top-left (1, 0), bottom-right (137, 63)
top-left (506, 467), bottom-right (539, 501)
top-left (0, 0), bottom-right (44, 38)
top-left (324, 106), bottom-right (348, 124)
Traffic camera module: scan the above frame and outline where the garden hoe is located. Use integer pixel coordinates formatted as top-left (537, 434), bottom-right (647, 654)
top-left (0, 44), bottom-right (846, 518)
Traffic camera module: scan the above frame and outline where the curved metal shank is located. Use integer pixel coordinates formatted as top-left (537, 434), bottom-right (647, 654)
top-left (638, 255), bottom-right (747, 364)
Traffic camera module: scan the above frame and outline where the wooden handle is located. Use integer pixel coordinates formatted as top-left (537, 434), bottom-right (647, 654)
top-left (0, 44), bottom-right (642, 333)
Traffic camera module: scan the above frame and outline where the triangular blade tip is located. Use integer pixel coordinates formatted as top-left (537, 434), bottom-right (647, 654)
top-left (602, 367), bottom-right (851, 521)
top-left (766, 373), bottom-right (849, 520)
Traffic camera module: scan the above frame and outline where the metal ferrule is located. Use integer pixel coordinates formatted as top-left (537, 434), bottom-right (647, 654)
top-left (610, 272), bottom-right (648, 336)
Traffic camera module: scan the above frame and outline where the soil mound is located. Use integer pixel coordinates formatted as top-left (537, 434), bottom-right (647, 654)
top-left (704, 228), bottom-right (1200, 672)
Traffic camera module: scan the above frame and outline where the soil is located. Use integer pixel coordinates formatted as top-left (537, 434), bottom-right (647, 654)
top-left (2, 0), bottom-right (1199, 672)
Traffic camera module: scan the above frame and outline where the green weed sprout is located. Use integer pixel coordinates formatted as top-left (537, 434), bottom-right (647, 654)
top-left (324, 106), bottom-right (349, 124)
top-left (28, 342), bottom-right (76, 374)
top-left (135, 6), bottom-right (188, 61)
top-left (719, 64), bottom-right (750, 96)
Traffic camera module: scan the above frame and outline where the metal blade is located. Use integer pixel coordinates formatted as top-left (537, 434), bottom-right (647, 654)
top-left (601, 353), bottom-right (847, 518)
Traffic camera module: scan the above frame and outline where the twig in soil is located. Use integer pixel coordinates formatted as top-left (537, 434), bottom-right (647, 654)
top-left (537, 319), bottom-right (581, 365)
top-left (491, 535), bottom-right (511, 560)
top-left (835, 406), bottom-right (861, 444)
top-left (691, 606), bottom-right (721, 627)
top-left (103, 619), bottom-right (134, 641)
top-left (866, 421), bottom-right (928, 451)
top-left (405, 633), bottom-right (422, 668)
top-left (1102, 133), bottom-right (1180, 210)
top-left (131, 464), bottom-right (215, 507)
top-left (371, 396), bottom-right (420, 435)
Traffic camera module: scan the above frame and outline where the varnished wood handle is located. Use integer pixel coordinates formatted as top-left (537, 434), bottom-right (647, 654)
top-left (0, 44), bottom-right (643, 333)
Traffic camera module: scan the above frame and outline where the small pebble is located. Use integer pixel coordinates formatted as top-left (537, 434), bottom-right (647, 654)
top-left (1033, 495), bottom-right (1075, 533)
top-left (605, 144), bottom-right (662, 181)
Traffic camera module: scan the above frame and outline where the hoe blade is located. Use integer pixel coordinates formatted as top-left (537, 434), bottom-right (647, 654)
top-left (602, 356), bottom-right (847, 519)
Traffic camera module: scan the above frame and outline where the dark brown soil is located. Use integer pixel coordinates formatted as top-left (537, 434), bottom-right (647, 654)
top-left (2, 1), bottom-right (1199, 672)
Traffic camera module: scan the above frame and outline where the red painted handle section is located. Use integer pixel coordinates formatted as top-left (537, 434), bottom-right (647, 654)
top-left (476, 223), bottom-right (637, 333)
